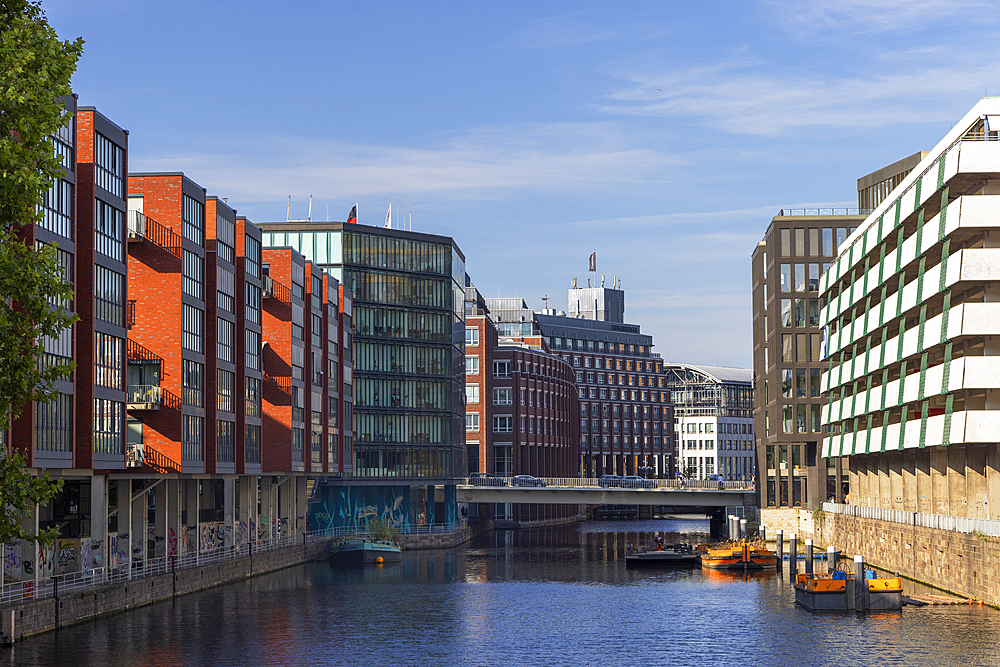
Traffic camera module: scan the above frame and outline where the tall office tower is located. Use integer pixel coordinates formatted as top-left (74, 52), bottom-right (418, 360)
top-left (259, 221), bottom-right (465, 531)
top-left (821, 101), bottom-right (1000, 519)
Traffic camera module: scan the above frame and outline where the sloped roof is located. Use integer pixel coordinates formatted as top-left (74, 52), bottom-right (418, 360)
top-left (663, 362), bottom-right (753, 385)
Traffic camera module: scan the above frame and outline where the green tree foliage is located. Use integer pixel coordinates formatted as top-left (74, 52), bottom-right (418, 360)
top-left (0, 0), bottom-right (83, 544)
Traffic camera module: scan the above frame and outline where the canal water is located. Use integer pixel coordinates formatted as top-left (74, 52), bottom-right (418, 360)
top-left (5, 519), bottom-right (1000, 666)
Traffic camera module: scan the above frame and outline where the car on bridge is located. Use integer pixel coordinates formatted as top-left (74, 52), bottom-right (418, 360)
top-left (469, 472), bottom-right (508, 487)
top-left (598, 474), bottom-right (626, 488)
top-left (622, 475), bottom-right (655, 489)
top-left (512, 475), bottom-right (547, 487)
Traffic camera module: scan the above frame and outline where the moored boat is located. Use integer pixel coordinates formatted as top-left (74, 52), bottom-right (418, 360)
top-left (328, 538), bottom-right (402, 565)
top-left (793, 571), bottom-right (902, 611)
top-left (625, 543), bottom-right (699, 568)
top-left (699, 542), bottom-right (777, 571)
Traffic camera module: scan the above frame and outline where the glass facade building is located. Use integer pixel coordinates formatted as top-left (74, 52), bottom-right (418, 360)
top-left (259, 222), bottom-right (466, 528)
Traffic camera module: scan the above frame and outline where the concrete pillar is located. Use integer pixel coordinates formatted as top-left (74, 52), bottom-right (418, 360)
top-left (967, 445), bottom-right (988, 520)
top-left (827, 545), bottom-right (837, 573)
top-left (854, 555), bottom-right (866, 612)
top-left (152, 481), bottom-right (167, 559)
top-left (878, 453), bottom-right (891, 509)
top-left (444, 485), bottom-right (457, 525)
top-left (931, 447), bottom-right (949, 515)
top-left (224, 477), bottom-right (235, 549)
top-left (426, 485), bottom-right (436, 527)
top-left (184, 479), bottom-right (198, 555)
top-left (789, 533), bottom-right (798, 578)
top-left (259, 477), bottom-right (273, 540)
top-left (805, 539), bottom-right (814, 574)
top-left (916, 448), bottom-right (933, 514)
top-left (166, 479), bottom-right (180, 558)
top-left (296, 477), bottom-right (307, 536)
top-left (90, 475), bottom-right (107, 570)
top-left (889, 450), bottom-right (904, 510)
top-left (119, 479), bottom-right (132, 573)
top-left (948, 445), bottom-right (966, 517)
top-left (740, 518), bottom-right (747, 539)
top-left (20, 505), bottom-right (38, 584)
top-left (760, 525), bottom-right (766, 542)
top-left (776, 529), bottom-right (784, 571)
top-left (988, 444), bottom-right (1000, 521)
top-left (902, 449), bottom-right (917, 512)
top-left (237, 476), bottom-right (253, 548)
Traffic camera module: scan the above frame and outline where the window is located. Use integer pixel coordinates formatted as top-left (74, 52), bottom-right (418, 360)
top-left (182, 415), bottom-right (203, 461)
top-left (794, 299), bottom-right (805, 327)
top-left (781, 334), bottom-right (793, 362)
top-left (493, 361), bottom-right (511, 378)
top-left (312, 313), bottom-right (322, 349)
top-left (183, 251), bottom-right (203, 300)
top-left (182, 360), bottom-right (203, 407)
top-left (216, 214), bottom-right (235, 265)
top-left (94, 132), bottom-right (124, 198)
top-left (796, 369), bottom-right (807, 398)
top-left (95, 200), bottom-right (124, 261)
top-left (822, 228), bottom-right (833, 256)
top-left (218, 369), bottom-right (234, 413)
top-left (808, 298), bottom-right (820, 326)
top-left (781, 369), bottom-right (792, 398)
top-left (466, 414), bottom-right (480, 432)
top-left (493, 416), bottom-right (513, 433)
top-left (245, 376), bottom-right (261, 417)
top-left (35, 393), bottom-right (72, 452)
top-left (246, 330), bottom-right (260, 370)
top-left (780, 229), bottom-right (790, 257)
top-left (245, 282), bottom-right (261, 324)
top-left (465, 356), bottom-right (479, 375)
top-left (808, 263), bottom-right (819, 291)
top-left (182, 195), bottom-right (204, 246)
top-left (794, 228), bottom-right (805, 256)
top-left (94, 398), bottom-right (123, 455)
top-left (465, 327), bottom-right (479, 346)
top-left (217, 317), bottom-right (234, 363)
top-left (794, 264), bottom-right (805, 291)
top-left (780, 299), bottom-right (792, 327)
top-left (782, 405), bottom-right (793, 434)
top-left (245, 424), bottom-right (261, 464)
top-left (245, 234), bottom-right (261, 279)
top-left (810, 369), bottom-right (822, 397)
top-left (217, 267), bottom-right (236, 313)
top-left (493, 388), bottom-right (512, 405)
top-left (94, 332), bottom-right (123, 389)
top-left (808, 228), bottom-right (819, 257)
top-left (182, 304), bottom-right (203, 352)
top-left (41, 172), bottom-right (72, 238)
top-left (797, 404), bottom-right (808, 433)
top-left (216, 420), bottom-right (235, 463)
top-left (466, 385), bottom-right (479, 403)
top-left (94, 266), bottom-right (125, 326)
top-left (780, 264), bottom-right (791, 291)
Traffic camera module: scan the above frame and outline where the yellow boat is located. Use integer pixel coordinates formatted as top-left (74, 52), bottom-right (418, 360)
top-left (699, 542), bottom-right (778, 571)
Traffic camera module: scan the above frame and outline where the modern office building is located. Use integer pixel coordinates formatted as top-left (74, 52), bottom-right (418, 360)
top-left (662, 363), bottom-right (754, 481)
top-left (464, 280), bottom-right (580, 522)
top-left (487, 278), bottom-right (672, 479)
top-left (857, 152), bottom-right (928, 213)
top-left (258, 221), bottom-right (466, 531)
top-left (820, 100), bottom-right (1000, 519)
top-left (751, 212), bottom-right (866, 508)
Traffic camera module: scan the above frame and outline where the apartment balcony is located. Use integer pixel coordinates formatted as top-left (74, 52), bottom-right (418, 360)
top-left (127, 384), bottom-right (161, 410)
top-left (127, 441), bottom-right (145, 468)
top-left (262, 274), bottom-right (292, 302)
top-left (127, 210), bottom-right (182, 258)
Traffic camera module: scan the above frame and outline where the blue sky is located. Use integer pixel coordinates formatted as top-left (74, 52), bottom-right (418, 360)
top-left (48, 0), bottom-right (1000, 368)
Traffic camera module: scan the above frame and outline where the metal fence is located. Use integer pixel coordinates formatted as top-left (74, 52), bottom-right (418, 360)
top-left (821, 502), bottom-right (1000, 538)
top-left (465, 476), bottom-right (754, 491)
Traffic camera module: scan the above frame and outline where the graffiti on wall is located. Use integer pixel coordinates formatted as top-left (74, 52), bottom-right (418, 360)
top-left (56, 539), bottom-right (80, 574)
top-left (37, 542), bottom-right (55, 578)
top-left (3, 540), bottom-right (22, 582)
top-left (168, 527), bottom-right (177, 557)
top-left (235, 520), bottom-right (249, 548)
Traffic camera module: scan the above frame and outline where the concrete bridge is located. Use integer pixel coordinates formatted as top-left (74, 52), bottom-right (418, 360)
top-left (458, 477), bottom-right (755, 507)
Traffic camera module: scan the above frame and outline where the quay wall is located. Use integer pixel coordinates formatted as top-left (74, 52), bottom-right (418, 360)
top-left (399, 520), bottom-right (493, 550)
top-left (2, 540), bottom-right (332, 643)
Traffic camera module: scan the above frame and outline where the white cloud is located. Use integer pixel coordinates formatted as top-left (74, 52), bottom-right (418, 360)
top-left (761, 0), bottom-right (992, 34)
top-left (130, 122), bottom-right (683, 203)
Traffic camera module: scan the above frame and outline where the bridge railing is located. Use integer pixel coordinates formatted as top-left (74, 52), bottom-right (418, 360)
top-left (464, 477), bottom-right (754, 491)
top-left (822, 502), bottom-right (1000, 538)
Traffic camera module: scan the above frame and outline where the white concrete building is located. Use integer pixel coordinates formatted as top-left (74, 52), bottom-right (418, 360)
top-left (820, 99), bottom-right (1000, 516)
top-left (662, 364), bottom-right (754, 481)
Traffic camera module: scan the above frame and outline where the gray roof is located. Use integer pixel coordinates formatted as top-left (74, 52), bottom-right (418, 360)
top-left (662, 362), bottom-right (753, 385)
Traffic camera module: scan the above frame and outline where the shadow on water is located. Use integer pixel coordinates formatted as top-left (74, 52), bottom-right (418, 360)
top-left (4, 519), bottom-right (1000, 667)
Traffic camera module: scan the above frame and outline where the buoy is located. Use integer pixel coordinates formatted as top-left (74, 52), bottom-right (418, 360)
top-left (376, 556), bottom-right (384, 564)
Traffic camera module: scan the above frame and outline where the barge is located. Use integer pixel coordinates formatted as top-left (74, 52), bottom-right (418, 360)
top-left (793, 571), bottom-right (902, 611)
top-left (328, 538), bottom-right (402, 565)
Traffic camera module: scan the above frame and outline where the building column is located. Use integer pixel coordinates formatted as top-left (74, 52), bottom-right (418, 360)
top-left (237, 476), bottom-right (255, 548)
top-left (931, 447), bottom-right (949, 515)
top-left (184, 479), bottom-right (199, 555)
top-left (131, 480), bottom-right (146, 564)
top-left (426, 485), bottom-right (436, 526)
top-left (119, 479), bottom-right (132, 572)
top-left (152, 480), bottom-right (167, 558)
top-left (166, 479), bottom-right (180, 557)
top-left (444, 485), bottom-right (457, 525)
top-left (295, 477), bottom-right (307, 537)
top-left (90, 475), bottom-right (107, 570)
top-left (224, 477), bottom-right (235, 549)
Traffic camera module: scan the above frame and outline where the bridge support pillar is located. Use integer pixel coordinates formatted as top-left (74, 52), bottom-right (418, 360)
top-left (708, 508), bottom-right (726, 538)
top-left (426, 485), bottom-right (436, 527)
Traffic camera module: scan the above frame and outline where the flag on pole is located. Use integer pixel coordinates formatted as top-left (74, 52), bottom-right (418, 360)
top-left (347, 205), bottom-right (358, 224)
top-left (589, 251), bottom-right (596, 273)
top-left (384, 203), bottom-right (392, 228)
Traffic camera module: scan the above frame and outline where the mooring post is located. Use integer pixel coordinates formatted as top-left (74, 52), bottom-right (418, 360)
top-left (827, 546), bottom-right (837, 573)
top-left (740, 519), bottom-right (748, 540)
top-left (854, 555), bottom-right (866, 612)
top-left (805, 539), bottom-right (814, 574)
top-left (776, 529), bottom-right (784, 572)
top-left (789, 533), bottom-right (798, 580)
top-left (760, 525), bottom-right (767, 542)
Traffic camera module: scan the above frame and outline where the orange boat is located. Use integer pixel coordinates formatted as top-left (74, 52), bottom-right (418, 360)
top-left (699, 542), bottom-right (778, 571)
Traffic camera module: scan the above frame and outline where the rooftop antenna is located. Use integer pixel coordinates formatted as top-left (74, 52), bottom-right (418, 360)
top-left (307, 194), bottom-right (313, 222)
top-left (409, 211), bottom-right (412, 231)
top-left (542, 295), bottom-right (549, 310)
top-left (286, 195), bottom-right (291, 222)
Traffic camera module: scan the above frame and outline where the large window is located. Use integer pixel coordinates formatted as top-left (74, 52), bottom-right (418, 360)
top-left (465, 327), bottom-right (479, 346)
top-left (36, 393), bottom-right (72, 452)
top-left (493, 361), bottom-right (510, 378)
top-left (466, 413), bottom-right (479, 432)
top-left (94, 266), bottom-right (125, 326)
top-left (493, 388), bottom-right (512, 405)
top-left (182, 195), bottom-right (204, 246)
top-left (182, 304), bottom-right (203, 352)
top-left (216, 420), bottom-right (235, 463)
top-left (245, 376), bottom-right (261, 417)
top-left (493, 415), bottom-right (513, 433)
top-left (183, 250), bottom-right (203, 299)
top-left (95, 200), bottom-right (124, 261)
top-left (182, 415), bottom-right (203, 462)
top-left (465, 356), bottom-right (479, 375)
top-left (41, 174), bottom-right (72, 238)
top-left (245, 234), bottom-right (261, 279)
top-left (216, 214), bottom-right (235, 264)
top-left (245, 283), bottom-right (261, 324)
top-left (218, 369), bottom-right (234, 413)
top-left (182, 360), bottom-right (203, 407)
top-left (245, 424), bottom-right (261, 464)
top-left (94, 332), bottom-right (123, 389)
top-left (246, 330), bottom-right (260, 370)
top-left (465, 385), bottom-right (479, 403)
top-left (94, 398), bottom-right (123, 454)
top-left (217, 317), bottom-right (234, 364)
top-left (217, 267), bottom-right (235, 313)
top-left (94, 132), bottom-right (124, 198)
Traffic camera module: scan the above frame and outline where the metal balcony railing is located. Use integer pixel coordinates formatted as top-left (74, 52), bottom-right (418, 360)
top-left (127, 210), bottom-right (182, 258)
top-left (127, 384), bottom-right (161, 409)
top-left (262, 274), bottom-right (292, 303)
top-left (776, 208), bottom-right (872, 217)
top-left (127, 338), bottom-right (162, 364)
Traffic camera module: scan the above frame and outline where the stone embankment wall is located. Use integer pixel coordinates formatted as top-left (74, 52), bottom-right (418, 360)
top-left (814, 512), bottom-right (1000, 606)
top-left (399, 520), bottom-right (492, 550)
top-left (760, 508), bottom-right (818, 540)
top-left (2, 540), bottom-right (332, 644)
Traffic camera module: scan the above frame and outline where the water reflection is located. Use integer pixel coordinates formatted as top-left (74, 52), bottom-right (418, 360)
top-left (3, 520), bottom-right (1000, 667)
